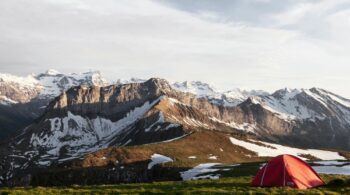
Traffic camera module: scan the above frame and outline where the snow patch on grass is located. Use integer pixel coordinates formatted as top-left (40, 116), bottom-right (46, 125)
top-left (312, 165), bottom-right (350, 175)
top-left (147, 154), bottom-right (173, 169)
top-left (229, 137), bottom-right (345, 160)
top-left (181, 163), bottom-right (221, 181)
top-left (192, 174), bottom-right (220, 180)
top-left (312, 161), bottom-right (348, 166)
top-left (208, 156), bottom-right (218, 160)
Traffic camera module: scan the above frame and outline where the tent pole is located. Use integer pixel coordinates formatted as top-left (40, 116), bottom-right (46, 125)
top-left (260, 163), bottom-right (268, 186)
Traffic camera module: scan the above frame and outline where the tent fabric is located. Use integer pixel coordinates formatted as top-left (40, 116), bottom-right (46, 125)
top-left (251, 154), bottom-right (324, 189)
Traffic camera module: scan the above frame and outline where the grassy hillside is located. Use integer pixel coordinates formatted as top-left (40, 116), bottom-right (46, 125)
top-left (1, 175), bottom-right (350, 194)
top-left (70, 131), bottom-right (267, 169)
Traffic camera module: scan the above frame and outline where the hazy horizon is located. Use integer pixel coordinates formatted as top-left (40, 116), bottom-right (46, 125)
top-left (2, 68), bottom-right (349, 99)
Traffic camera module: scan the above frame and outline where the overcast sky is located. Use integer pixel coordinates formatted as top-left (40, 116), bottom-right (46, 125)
top-left (1, 0), bottom-right (350, 97)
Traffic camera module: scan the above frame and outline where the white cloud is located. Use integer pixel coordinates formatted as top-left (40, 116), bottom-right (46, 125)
top-left (269, 0), bottom-right (349, 26)
top-left (0, 0), bottom-right (350, 98)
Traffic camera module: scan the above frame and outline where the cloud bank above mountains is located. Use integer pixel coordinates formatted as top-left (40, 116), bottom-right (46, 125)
top-left (0, 0), bottom-right (350, 97)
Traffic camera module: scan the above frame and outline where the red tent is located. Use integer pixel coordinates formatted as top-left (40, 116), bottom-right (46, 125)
top-left (251, 154), bottom-right (324, 189)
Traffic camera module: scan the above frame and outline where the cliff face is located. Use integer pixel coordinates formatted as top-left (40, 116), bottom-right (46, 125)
top-left (48, 78), bottom-right (171, 117)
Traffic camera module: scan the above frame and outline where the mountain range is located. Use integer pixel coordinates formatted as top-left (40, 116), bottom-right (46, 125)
top-left (0, 70), bottom-right (349, 186)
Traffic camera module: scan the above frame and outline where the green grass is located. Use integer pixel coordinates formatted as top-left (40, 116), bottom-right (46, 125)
top-left (1, 163), bottom-right (349, 194)
top-left (1, 175), bottom-right (350, 194)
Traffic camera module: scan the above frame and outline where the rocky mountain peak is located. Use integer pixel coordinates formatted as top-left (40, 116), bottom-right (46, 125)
top-left (0, 70), bottom-right (109, 105)
top-left (172, 80), bottom-right (216, 97)
top-left (271, 88), bottom-right (301, 99)
top-left (46, 77), bottom-right (174, 119)
top-left (44, 69), bottom-right (61, 76)
top-left (144, 78), bottom-right (172, 93)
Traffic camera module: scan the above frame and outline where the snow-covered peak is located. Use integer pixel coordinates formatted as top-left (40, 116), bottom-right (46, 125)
top-left (219, 89), bottom-right (266, 107)
top-left (172, 81), bottom-right (217, 97)
top-left (248, 88), bottom-right (324, 121)
top-left (115, 77), bottom-right (147, 85)
top-left (313, 88), bottom-right (350, 109)
top-left (224, 89), bottom-right (269, 101)
top-left (37, 70), bottom-right (108, 85)
top-left (36, 70), bottom-right (109, 98)
top-left (0, 73), bottom-right (40, 104)
top-left (45, 69), bottom-right (60, 76)
top-left (69, 71), bottom-right (109, 86)
top-left (244, 89), bottom-right (270, 97)
top-left (246, 87), bottom-right (350, 125)
top-left (0, 70), bottom-right (110, 104)
top-left (222, 89), bottom-right (248, 102)
top-left (0, 73), bottom-right (38, 87)
top-left (172, 81), bottom-right (269, 107)
top-left (272, 88), bottom-right (302, 99)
